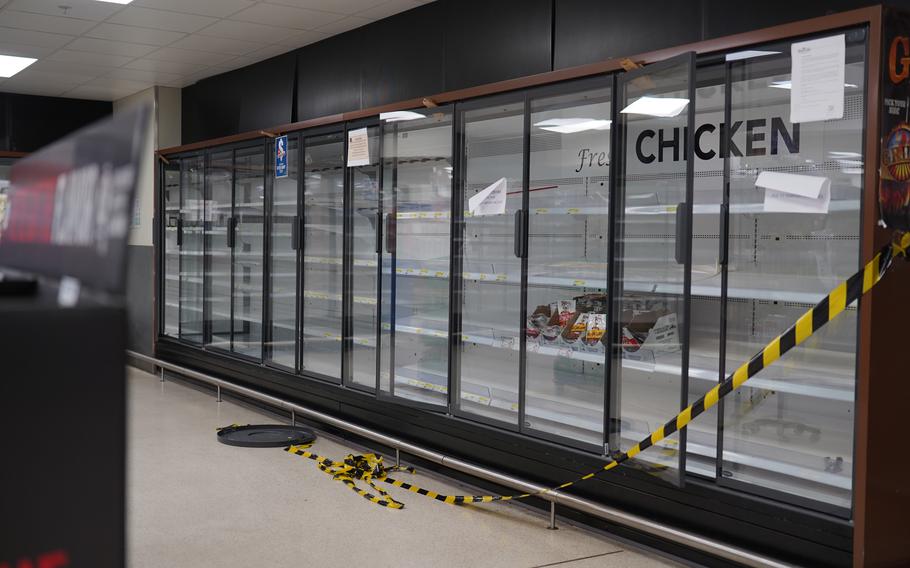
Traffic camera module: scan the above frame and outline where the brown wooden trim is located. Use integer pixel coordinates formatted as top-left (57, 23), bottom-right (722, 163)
top-left (158, 6), bottom-right (882, 157)
top-left (0, 151), bottom-right (28, 159)
top-left (854, 6), bottom-right (883, 567)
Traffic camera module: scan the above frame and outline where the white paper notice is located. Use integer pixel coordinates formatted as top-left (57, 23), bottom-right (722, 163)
top-left (468, 177), bottom-right (507, 216)
top-left (758, 171), bottom-right (831, 214)
top-left (347, 127), bottom-right (370, 167)
top-left (790, 34), bottom-right (845, 123)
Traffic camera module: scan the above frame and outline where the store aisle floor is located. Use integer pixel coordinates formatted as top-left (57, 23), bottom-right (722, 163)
top-left (127, 367), bottom-right (684, 568)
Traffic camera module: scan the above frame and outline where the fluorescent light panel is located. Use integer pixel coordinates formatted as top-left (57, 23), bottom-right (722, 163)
top-left (380, 110), bottom-right (425, 122)
top-left (620, 96), bottom-right (689, 118)
top-left (0, 54), bottom-right (37, 78)
top-left (95, 0), bottom-right (133, 4)
top-left (769, 80), bottom-right (858, 89)
top-left (725, 50), bottom-right (781, 62)
top-left (534, 118), bottom-right (611, 133)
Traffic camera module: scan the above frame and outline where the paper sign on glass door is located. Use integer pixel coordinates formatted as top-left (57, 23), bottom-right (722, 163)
top-left (347, 128), bottom-right (370, 167)
top-left (468, 177), bottom-right (507, 216)
top-left (758, 171), bottom-right (830, 214)
top-left (790, 34), bottom-right (845, 123)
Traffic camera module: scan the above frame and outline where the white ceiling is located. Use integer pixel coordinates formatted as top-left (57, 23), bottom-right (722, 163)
top-left (0, 0), bottom-right (432, 101)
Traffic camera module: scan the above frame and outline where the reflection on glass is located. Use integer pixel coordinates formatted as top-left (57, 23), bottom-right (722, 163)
top-left (721, 36), bottom-right (866, 511)
top-left (379, 109), bottom-right (453, 406)
top-left (162, 159), bottom-right (180, 337)
top-left (349, 126), bottom-right (381, 390)
top-left (612, 56), bottom-right (693, 484)
top-left (524, 84), bottom-right (611, 447)
top-left (180, 155), bottom-right (205, 344)
top-left (205, 149), bottom-right (232, 351)
top-left (267, 138), bottom-right (299, 369)
top-left (302, 132), bottom-right (345, 380)
top-left (232, 146), bottom-right (265, 359)
top-left (457, 101), bottom-right (524, 424)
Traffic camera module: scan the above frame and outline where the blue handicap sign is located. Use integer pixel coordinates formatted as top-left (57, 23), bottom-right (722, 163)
top-left (275, 135), bottom-right (288, 179)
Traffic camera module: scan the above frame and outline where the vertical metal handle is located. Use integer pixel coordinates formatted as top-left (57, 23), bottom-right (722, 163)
top-left (176, 218), bottom-right (183, 247)
top-left (375, 212), bottom-right (382, 254)
top-left (718, 202), bottom-right (729, 266)
top-left (385, 212), bottom-right (395, 254)
top-left (291, 216), bottom-right (300, 250)
top-left (227, 216), bottom-right (235, 248)
top-left (675, 202), bottom-right (688, 265)
top-left (514, 209), bottom-right (526, 259)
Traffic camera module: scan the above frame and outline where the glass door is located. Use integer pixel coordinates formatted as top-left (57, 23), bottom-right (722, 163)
top-left (455, 95), bottom-right (526, 427)
top-left (266, 135), bottom-right (299, 370)
top-left (301, 130), bottom-right (345, 381)
top-left (611, 53), bottom-right (696, 485)
top-left (523, 79), bottom-right (612, 449)
top-left (378, 108), bottom-right (454, 408)
top-left (204, 148), bottom-right (233, 352)
top-left (232, 145), bottom-right (266, 360)
top-left (346, 123), bottom-right (381, 391)
top-left (720, 32), bottom-right (866, 513)
top-left (179, 154), bottom-right (205, 345)
top-left (162, 158), bottom-right (180, 338)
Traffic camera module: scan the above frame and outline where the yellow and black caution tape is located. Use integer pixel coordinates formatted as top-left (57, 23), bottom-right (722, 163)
top-left (286, 233), bottom-right (910, 508)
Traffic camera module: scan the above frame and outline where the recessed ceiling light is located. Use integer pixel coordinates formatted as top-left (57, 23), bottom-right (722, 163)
top-left (0, 54), bottom-right (37, 78)
top-left (94, 0), bottom-right (133, 4)
top-left (380, 110), bottom-right (425, 122)
top-left (620, 96), bottom-right (689, 118)
top-left (534, 118), bottom-right (612, 133)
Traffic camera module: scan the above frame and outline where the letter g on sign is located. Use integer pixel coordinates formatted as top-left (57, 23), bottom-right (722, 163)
top-left (889, 36), bottom-right (910, 84)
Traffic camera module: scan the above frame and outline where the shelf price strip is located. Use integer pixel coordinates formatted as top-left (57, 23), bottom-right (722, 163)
top-left (285, 234), bottom-right (909, 509)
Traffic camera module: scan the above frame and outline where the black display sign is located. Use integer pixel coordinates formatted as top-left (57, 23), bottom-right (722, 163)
top-left (880, 10), bottom-right (910, 232)
top-left (0, 105), bottom-right (151, 293)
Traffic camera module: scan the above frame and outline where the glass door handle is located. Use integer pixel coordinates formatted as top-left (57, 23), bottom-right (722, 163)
top-left (375, 212), bottom-right (382, 254)
top-left (291, 216), bottom-right (300, 250)
top-left (718, 202), bottom-right (729, 266)
top-left (385, 213), bottom-right (395, 254)
top-left (514, 209), bottom-right (527, 259)
top-left (674, 203), bottom-right (688, 265)
top-left (227, 216), bottom-right (236, 248)
top-left (176, 218), bottom-right (183, 247)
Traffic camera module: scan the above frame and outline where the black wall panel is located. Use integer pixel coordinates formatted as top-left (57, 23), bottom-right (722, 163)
top-left (553, 0), bottom-right (703, 70)
top-left (296, 33), bottom-right (362, 121)
top-left (702, 0), bottom-right (882, 39)
top-left (360, 1), bottom-right (445, 109)
top-left (443, 0), bottom-right (552, 91)
top-left (237, 52), bottom-right (297, 132)
top-left (182, 74), bottom-right (241, 144)
top-left (2, 93), bottom-right (110, 153)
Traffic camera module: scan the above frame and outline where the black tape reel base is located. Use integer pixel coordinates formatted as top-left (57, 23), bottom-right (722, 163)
top-left (217, 424), bottom-right (316, 448)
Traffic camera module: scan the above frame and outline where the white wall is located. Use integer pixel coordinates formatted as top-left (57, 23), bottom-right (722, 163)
top-left (114, 87), bottom-right (157, 247)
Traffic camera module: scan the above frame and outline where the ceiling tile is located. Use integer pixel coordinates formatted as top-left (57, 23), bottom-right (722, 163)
top-left (359, 0), bottom-right (420, 20)
top-left (88, 76), bottom-right (154, 91)
top-left (132, 0), bottom-right (254, 18)
top-left (0, 26), bottom-right (74, 48)
top-left (11, 68), bottom-right (96, 86)
top-left (168, 34), bottom-right (266, 56)
top-left (65, 37), bottom-right (157, 58)
top-left (0, 42), bottom-right (56, 59)
top-left (230, 3), bottom-right (344, 30)
top-left (144, 47), bottom-right (236, 66)
top-left (48, 50), bottom-right (135, 67)
top-left (0, 10), bottom-right (98, 35)
top-left (196, 19), bottom-right (299, 44)
top-left (6, 0), bottom-right (122, 22)
top-left (0, 81), bottom-right (70, 97)
top-left (313, 15), bottom-right (371, 35)
top-left (105, 67), bottom-right (182, 84)
top-left (86, 23), bottom-right (187, 47)
top-left (124, 58), bottom-right (210, 75)
top-left (276, 29), bottom-right (329, 48)
top-left (246, 44), bottom-right (294, 60)
top-left (108, 6), bottom-right (218, 33)
top-left (266, 0), bottom-right (385, 15)
top-left (30, 59), bottom-right (112, 79)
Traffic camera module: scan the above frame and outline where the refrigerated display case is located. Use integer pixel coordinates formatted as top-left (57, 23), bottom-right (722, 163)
top-left (157, 8), bottom-right (910, 565)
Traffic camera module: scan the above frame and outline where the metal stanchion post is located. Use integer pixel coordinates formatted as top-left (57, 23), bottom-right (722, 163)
top-left (548, 502), bottom-right (558, 530)
top-left (216, 385), bottom-right (222, 403)
top-left (291, 410), bottom-right (296, 426)
top-left (396, 448), bottom-right (401, 468)
top-left (159, 367), bottom-right (165, 382)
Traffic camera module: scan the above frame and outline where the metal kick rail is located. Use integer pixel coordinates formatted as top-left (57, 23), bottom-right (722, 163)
top-left (127, 350), bottom-right (793, 568)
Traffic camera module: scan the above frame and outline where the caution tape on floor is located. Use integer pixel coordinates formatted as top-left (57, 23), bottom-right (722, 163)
top-left (285, 233), bottom-right (910, 509)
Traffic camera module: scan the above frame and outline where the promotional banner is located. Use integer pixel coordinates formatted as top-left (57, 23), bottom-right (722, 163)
top-left (0, 104), bottom-right (151, 293)
top-left (880, 10), bottom-right (910, 232)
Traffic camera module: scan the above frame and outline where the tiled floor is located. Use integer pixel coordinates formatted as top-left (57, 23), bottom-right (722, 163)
top-left (127, 367), bottom-right (684, 568)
